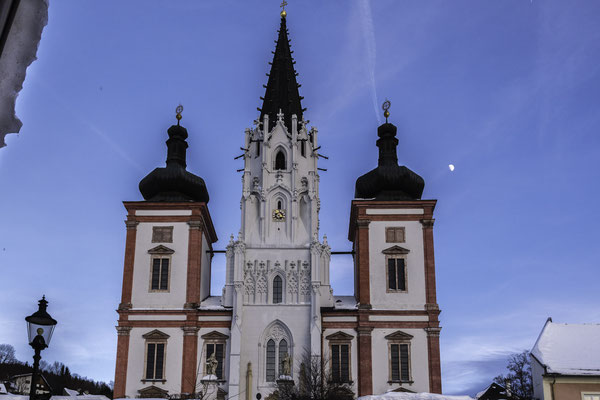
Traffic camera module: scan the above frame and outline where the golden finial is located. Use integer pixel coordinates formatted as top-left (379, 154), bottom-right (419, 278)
top-left (175, 104), bottom-right (183, 126)
top-left (382, 99), bottom-right (391, 123)
top-left (280, 0), bottom-right (288, 17)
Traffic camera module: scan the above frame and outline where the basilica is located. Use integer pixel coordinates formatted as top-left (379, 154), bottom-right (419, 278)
top-left (113, 8), bottom-right (441, 400)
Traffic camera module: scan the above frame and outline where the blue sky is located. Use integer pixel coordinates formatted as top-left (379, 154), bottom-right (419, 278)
top-left (1, 0), bottom-right (599, 396)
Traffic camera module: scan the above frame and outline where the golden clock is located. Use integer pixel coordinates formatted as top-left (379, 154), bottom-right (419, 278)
top-left (272, 209), bottom-right (286, 221)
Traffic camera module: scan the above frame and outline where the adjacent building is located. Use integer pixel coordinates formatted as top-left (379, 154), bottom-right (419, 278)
top-left (531, 318), bottom-right (600, 400)
top-left (114, 10), bottom-right (442, 400)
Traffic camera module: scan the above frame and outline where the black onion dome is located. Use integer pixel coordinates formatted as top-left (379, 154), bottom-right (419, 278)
top-left (354, 122), bottom-right (424, 200)
top-left (139, 124), bottom-right (209, 202)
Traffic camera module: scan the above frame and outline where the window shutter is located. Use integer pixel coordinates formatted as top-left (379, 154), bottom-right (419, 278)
top-left (388, 259), bottom-right (397, 290)
top-left (216, 344), bottom-right (224, 378)
top-left (155, 343), bottom-right (165, 379)
top-left (386, 228), bottom-right (395, 242)
top-left (160, 259), bottom-right (169, 290)
top-left (390, 344), bottom-right (400, 381)
top-left (397, 259), bottom-right (406, 291)
top-left (340, 344), bottom-right (349, 382)
top-left (151, 259), bottom-right (161, 290)
top-left (400, 344), bottom-right (409, 381)
top-left (146, 343), bottom-right (156, 379)
top-left (331, 344), bottom-right (340, 382)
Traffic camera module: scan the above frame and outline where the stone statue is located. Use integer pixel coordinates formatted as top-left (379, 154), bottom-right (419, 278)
top-left (206, 352), bottom-right (218, 376)
top-left (281, 353), bottom-right (291, 376)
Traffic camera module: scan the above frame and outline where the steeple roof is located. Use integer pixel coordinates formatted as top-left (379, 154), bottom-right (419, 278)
top-left (259, 16), bottom-right (304, 131)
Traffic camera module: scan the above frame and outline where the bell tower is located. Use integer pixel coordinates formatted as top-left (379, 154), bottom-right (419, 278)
top-left (222, 10), bottom-right (333, 398)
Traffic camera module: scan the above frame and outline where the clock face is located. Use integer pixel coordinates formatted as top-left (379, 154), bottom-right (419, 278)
top-left (272, 209), bottom-right (286, 221)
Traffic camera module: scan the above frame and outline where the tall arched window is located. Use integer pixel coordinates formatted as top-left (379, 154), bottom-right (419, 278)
top-left (279, 339), bottom-right (288, 376)
top-left (275, 151), bottom-right (286, 170)
top-left (277, 200), bottom-right (282, 210)
top-left (266, 339), bottom-right (276, 382)
top-left (273, 275), bottom-right (283, 304)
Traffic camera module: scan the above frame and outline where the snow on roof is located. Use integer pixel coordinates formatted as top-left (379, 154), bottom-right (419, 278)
top-left (51, 396), bottom-right (110, 400)
top-left (531, 319), bottom-right (600, 375)
top-left (0, 395), bottom-right (29, 400)
top-left (334, 296), bottom-right (358, 310)
top-left (199, 296), bottom-right (227, 310)
top-left (0, 385), bottom-right (7, 394)
top-left (358, 392), bottom-right (474, 400)
top-left (63, 388), bottom-right (79, 396)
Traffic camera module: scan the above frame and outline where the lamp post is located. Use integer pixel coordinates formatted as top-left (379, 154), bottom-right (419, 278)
top-left (25, 296), bottom-right (57, 400)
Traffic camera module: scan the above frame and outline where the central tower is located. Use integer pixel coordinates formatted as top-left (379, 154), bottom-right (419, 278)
top-left (222, 11), bottom-right (334, 398)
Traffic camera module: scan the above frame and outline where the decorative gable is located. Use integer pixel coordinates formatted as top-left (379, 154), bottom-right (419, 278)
top-left (384, 330), bottom-right (414, 341)
top-left (326, 331), bottom-right (354, 341)
top-left (382, 245), bottom-right (410, 255)
top-left (138, 385), bottom-right (168, 398)
top-left (148, 245), bottom-right (175, 255)
top-left (142, 329), bottom-right (170, 340)
top-left (201, 330), bottom-right (230, 340)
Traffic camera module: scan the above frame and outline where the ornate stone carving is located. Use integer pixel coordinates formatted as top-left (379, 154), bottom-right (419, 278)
top-left (116, 326), bottom-right (132, 336)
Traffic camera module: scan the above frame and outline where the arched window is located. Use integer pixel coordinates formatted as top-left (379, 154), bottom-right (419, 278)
top-left (277, 200), bottom-right (282, 210)
top-left (300, 141), bottom-right (306, 157)
top-left (279, 339), bottom-right (288, 376)
top-left (273, 275), bottom-right (283, 304)
top-left (266, 339), bottom-right (276, 382)
top-left (275, 151), bottom-right (286, 170)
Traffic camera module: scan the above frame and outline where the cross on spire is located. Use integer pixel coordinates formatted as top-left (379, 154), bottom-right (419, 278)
top-left (277, 109), bottom-right (284, 122)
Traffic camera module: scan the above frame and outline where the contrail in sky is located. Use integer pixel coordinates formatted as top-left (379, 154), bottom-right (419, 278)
top-left (359, 0), bottom-right (381, 124)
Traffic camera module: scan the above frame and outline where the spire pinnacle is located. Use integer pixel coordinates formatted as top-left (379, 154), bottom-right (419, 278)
top-left (382, 99), bottom-right (391, 123)
top-left (176, 104), bottom-right (183, 126)
top-left (259, 14), bottom-right (304, 131)
top-left (280, 0), bottom-right (288, 18)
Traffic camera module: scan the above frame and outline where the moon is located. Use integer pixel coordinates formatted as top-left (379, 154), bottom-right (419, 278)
top-left (448, 164), bottom-right (455, 171)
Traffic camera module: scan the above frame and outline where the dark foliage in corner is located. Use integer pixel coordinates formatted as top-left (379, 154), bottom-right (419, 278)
top-left (0, 344), bottom-right (113, 399)
top-left (493, 350), bottom-right (533, 400)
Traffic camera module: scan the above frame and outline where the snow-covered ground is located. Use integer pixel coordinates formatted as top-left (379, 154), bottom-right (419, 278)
top-left (358, 392), bottom-right (474, 400)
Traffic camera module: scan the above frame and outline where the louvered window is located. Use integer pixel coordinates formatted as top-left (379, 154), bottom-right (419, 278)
top-left (385, 227), bottom-right (405, 243)
top-left (273, 275), bottom-right (283, 304)
top-left (151, 257), bottom-right (169, 291)
top-left (266, 339), bottom-right (276, 382)
top-left (390, 343), bottom-right (410, 382)
top-left (145, 343), bottom-right (165, 380)
top-left (205, 343), bottom-right (225, 379)
top-left (387, 258), bottom-right (406, 291)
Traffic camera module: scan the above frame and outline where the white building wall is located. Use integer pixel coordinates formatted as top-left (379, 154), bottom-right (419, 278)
top-left (368, 220), bottom-right (426, 310)
top-left (371, 328), bottom-right (429, 394)
top-left (125, 327), bottom-right (184, 398)
top-left (531, 357), bottom-right (545, 400)
top-left (131, 221), bottom-right (189, 308)
top-left (201, 234), bottom-right (211, 301)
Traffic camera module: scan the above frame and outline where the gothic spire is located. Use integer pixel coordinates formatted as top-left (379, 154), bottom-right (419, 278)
top-left (259, 15), bottom-right (304, 132)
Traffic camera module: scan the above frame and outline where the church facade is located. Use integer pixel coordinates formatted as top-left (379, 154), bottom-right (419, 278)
top-left (113, 11), bottom-right (441, 400)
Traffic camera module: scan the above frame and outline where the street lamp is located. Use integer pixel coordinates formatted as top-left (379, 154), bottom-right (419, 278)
top-left (25, 296), bottom-right (57, 400)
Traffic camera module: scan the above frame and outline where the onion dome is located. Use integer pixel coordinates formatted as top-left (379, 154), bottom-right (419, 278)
top-left (354, 121), bottom-right (424, 200)
top-left (139, 122), bottom-right (209, 203)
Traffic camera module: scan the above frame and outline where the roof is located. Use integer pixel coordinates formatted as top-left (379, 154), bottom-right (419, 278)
top-left (531, 318), bottom-right (600, 376)
top-left (259, 16), bottom-right (304, 132)
top-left (358, 392), bottom-right (474, 400)
top-left (333, 296), bottom-right (357, 310)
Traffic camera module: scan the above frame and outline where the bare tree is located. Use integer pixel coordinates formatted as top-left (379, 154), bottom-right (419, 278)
top-left (0, 344), bottom-right (16, 363)
top-left (494, 350), bottom-right (533, 400)
top-left (276, 352), bottom-right (354, 400)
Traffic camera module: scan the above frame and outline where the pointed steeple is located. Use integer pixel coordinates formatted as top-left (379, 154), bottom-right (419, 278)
top-left (259, 15), bottom-right (304, 132)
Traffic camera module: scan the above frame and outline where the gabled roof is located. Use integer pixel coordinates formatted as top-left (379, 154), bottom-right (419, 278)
top-left (531, 318), bottom-right (600, 376)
